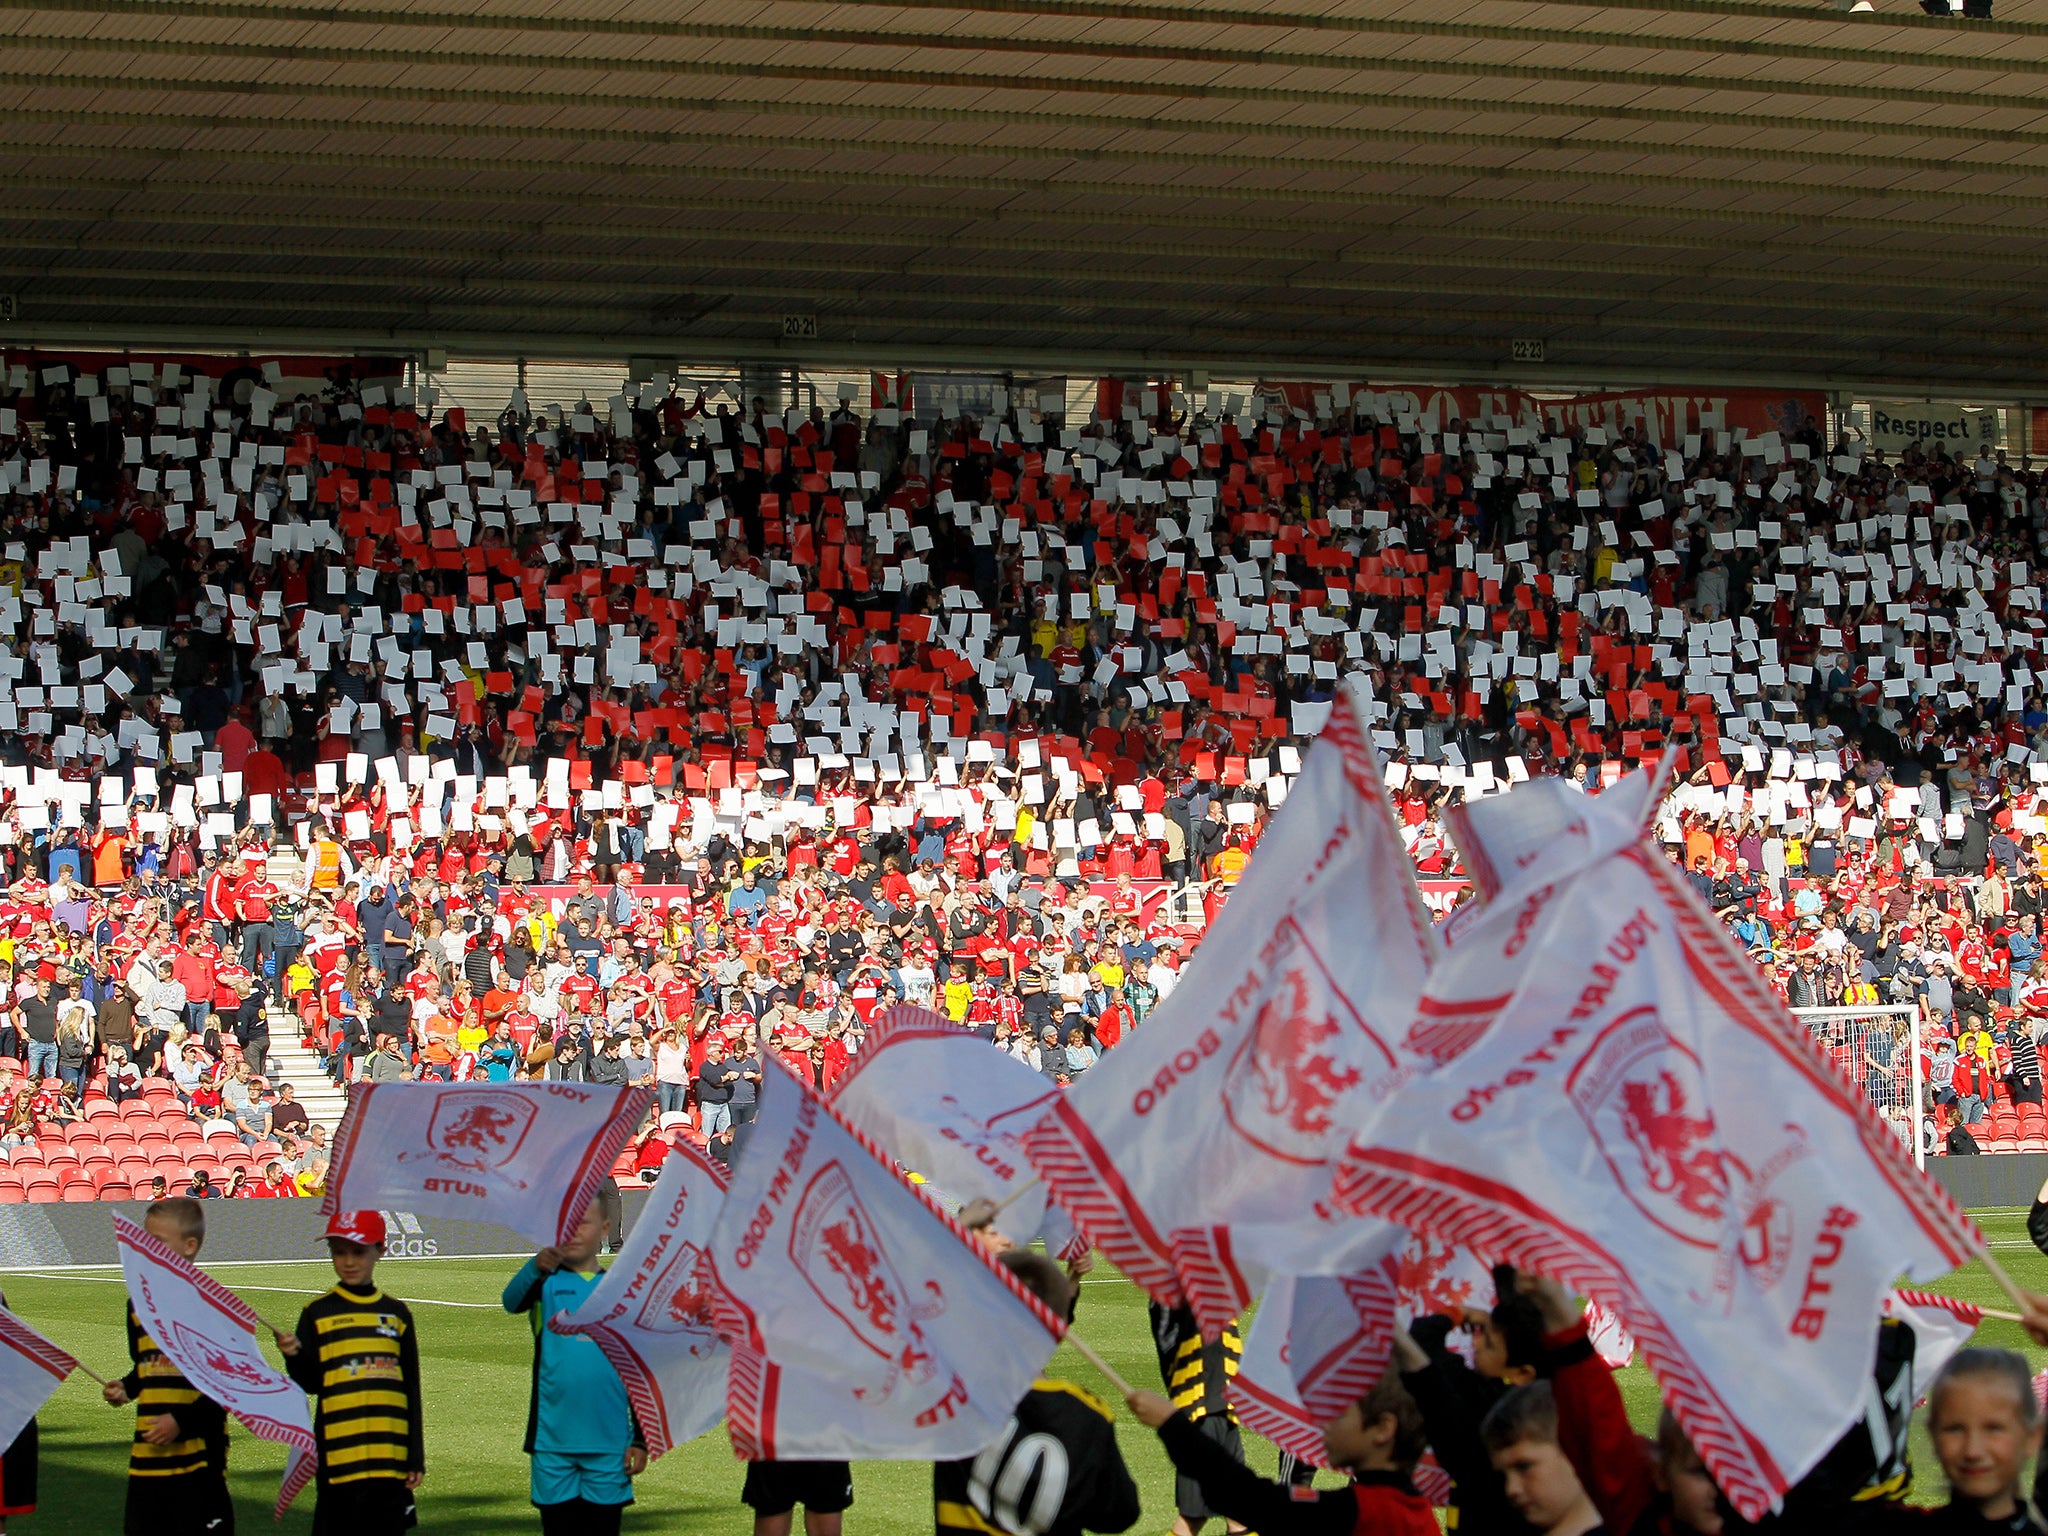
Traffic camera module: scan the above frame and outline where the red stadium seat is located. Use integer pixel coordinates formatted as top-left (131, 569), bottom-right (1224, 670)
top-left (99, 1181), bottom-right (132, 1200)
top-left (22, 1179), bottom-right (58, 1202)
top-left (80, 1097), bottom-right (118, 1120)
top-left (59, 1182), bottom-right (96, 1203)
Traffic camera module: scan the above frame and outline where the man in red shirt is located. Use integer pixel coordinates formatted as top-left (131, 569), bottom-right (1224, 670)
top-left (1095, 993), bottom-right (1133, 1052)
top-left (234, 852), bottom-right (281, 977)
top-left (248, 1160), bottom-right (298, 1198)
top-left (200, 851), bottom-right (238, 944)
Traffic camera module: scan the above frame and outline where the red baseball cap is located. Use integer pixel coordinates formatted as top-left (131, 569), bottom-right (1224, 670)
top-left (323, 1210), bottom-right (388, 1247)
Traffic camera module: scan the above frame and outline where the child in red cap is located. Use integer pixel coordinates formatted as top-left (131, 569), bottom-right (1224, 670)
top-left (279, 1211), bottom-right (425, 1535)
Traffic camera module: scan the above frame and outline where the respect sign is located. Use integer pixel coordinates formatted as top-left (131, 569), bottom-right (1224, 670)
top-left (1866, 402), bottom-right (2000, 452)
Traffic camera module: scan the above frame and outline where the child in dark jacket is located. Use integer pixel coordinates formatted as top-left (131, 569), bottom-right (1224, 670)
top-left (1126, 1371), bottom-right (1439, 1536)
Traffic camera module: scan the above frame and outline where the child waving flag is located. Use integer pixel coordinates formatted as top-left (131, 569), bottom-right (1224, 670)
top-left (706, 1058), bottom-right (1064, 1461)
top-left (504, 1199), bottom-right (647, 1536)
top-left (105, 1200), bottom-right (234, 1536)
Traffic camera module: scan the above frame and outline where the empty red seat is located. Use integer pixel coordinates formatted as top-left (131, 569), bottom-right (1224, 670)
top-left (22, 1179), bottom-right (58, 1202)
top-left (99, 1180), bottom-right (132, 1200)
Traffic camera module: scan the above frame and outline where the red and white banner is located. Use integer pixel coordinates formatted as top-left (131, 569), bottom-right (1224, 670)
top-left (831, 1005), bottom-right (1063, 1247)
top-left (1388, 1231), bottom-right (1494, 1323)
top-left (1444, 770), bottom-right (1661, 916)
top-left (114, 1214), bottom-right (316, 1518)
top-left (707, 1062), bottom-right (1063, 1461)
top-left (1328, 831), bottom-right (1980, 1520)
top-left (1887, 1289), bottom-right (1979, 1395)
top-left (1585, 1301), bottom-right (1636, 1370)
top-left (323, 1081), bottom-right (649, 1248)
top-left (0, 1303), bottom-right (74, 1453)
top-left (1233, 1261), bottom-right (1398, 1468)
top-left (1023, 680), bottom-right (1439, 1331)
top-left (1232, 1226), bottom-right (1495, 1467)
top-left (550, 1140), bottom-right (730, 1458)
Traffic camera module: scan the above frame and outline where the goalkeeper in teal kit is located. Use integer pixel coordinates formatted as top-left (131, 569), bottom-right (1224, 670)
top-left (503, 1200), bottom-right (647, 1536)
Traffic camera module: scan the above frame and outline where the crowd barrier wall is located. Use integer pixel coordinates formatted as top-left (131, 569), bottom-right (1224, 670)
top-left (1924, 1153), bottom-right (2048, 1211)
top-left (0, 1187), bottom-right (655, 1268)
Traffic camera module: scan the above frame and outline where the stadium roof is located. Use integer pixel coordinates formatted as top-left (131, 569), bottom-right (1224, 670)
top-left (5, 0), bottom-right (2048, 391)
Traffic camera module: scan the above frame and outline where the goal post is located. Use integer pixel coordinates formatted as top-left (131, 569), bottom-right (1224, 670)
top-left (1793, 1005), bottom-right (1926, 1170)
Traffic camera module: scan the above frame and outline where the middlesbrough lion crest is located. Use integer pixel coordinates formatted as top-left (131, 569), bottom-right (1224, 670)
top-left (1222, 917), bottom-right (1395, 1166)
top-left (1568, 1007), bottom-right (1746, 1249)
top-left (635, 1240), bottom-right (723, 1359)
top-left (790, 1161), bottom-right (945, 1403)
top-left (396, 1090), bottom-right (539, 1186)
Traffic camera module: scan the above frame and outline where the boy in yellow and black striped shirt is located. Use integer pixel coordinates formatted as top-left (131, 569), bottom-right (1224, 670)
top-left (101, 1197), bottom-right (232, 1536)
top-left (1148, 1301), bottom-right (1245, 1536)
top-left (280, 1210), bottom-right (425, 1536)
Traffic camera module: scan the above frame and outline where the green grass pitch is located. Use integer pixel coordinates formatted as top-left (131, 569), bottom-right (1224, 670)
top-left (5, 1208), bottom-right (2043, 1533)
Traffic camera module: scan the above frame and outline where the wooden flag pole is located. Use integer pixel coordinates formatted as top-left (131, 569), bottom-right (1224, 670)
top-left (1977, 1243), bottom-right (2036, 1328)
top-left (1063, 1331), bottom-right (1132, 1397)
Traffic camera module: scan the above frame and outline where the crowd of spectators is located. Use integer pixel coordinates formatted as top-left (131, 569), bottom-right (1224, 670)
top-left (0, 353), bottom-right (2040, 1190)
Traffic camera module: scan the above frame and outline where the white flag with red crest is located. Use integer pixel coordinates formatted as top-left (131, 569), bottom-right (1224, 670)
top-left (831, 1005), bottom-right (1067, 1248)
top-left (1021, 680), bottom-right (1440, 1332)
top-left (0, 1303), bottom-right (75, 1453)
top-left (1231, 1227), bottom-right (1495, 1466)
top-left (550, 1140), bottom-right (730, 1457)
top-left (1231, 1241), bottom-right (1400, 1468)
top-left (1886, 1290), bottom-right (1979, 1393)
top-left (322, 1080), bottom-right (649, 1248)
top-left (1327, 830), bottom-right (1980, 1521)
top-left (115, 1213), bottom-right (317, 1519)
top-left (1388, 1231), bottom-right (1495, 1323)
top-left (706, 1061), bottom-right (1065, 1460)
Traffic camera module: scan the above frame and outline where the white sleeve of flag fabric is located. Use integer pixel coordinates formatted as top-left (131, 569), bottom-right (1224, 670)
top-left (550, 1140), bottom-right (731, 1458)
top-left (1886, 1289), bottom-right (1980, 1398)
top-left (1445, 765), bottom-right (1661, 913)
top-left (707, 1063), bottom-right (1064, 1461)
top-left (114, 1214), bottom-right (317, 1518)
top-left (1232, 1263), bottom-right (1398, 1470)
top-left (321, 1080), bottom-right (650, 1248)
top-left (0, 1304), bottom-right (75, 1454)
top-left (830, 1005), bottom-right (1061, 1246)
top-left (1329, 836), bottom-right (1980, 1521)
top-left (1022, 680), bottom-right (1438, 1331)
top-left (1584, 1301), bottom-right (1636, 1369)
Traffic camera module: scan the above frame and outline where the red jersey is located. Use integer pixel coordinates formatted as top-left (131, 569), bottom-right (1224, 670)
top-left (234, 876), bottom-right (278, 923)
